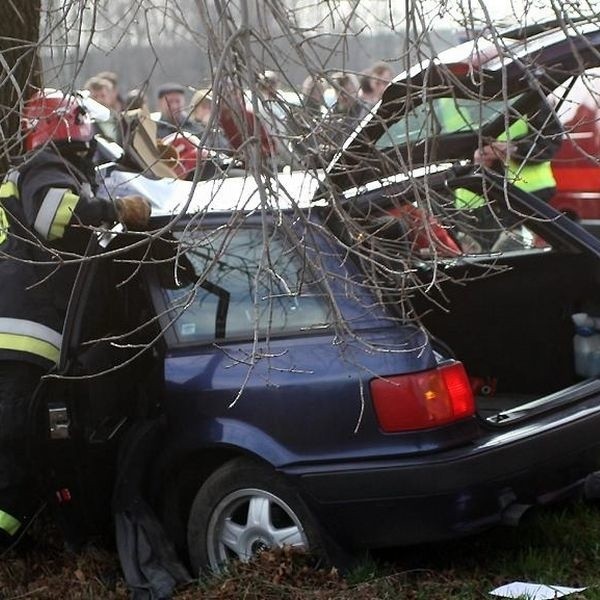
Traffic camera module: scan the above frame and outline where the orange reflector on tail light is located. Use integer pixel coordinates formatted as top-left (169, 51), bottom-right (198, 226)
top-left (370, 362), bottom-right (475, 432)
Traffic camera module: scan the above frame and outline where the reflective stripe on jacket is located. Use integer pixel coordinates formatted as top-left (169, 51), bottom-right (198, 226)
top-left (497, 118), bottom-right (556, 193)
top-left (0, 508), bottom-right (21, 536)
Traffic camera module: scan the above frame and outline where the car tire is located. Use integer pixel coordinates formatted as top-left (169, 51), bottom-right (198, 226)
top-left (187, 457), bottom-right (326, 575)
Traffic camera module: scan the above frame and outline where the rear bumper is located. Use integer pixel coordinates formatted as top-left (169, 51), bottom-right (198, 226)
top-left (282, 396), bottom-right (600, 548)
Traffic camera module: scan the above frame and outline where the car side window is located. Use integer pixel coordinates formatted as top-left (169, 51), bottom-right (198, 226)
top-left (375, 97), bottom-right (515, 149)
top-left (163, 227), bottom-right (332, 344)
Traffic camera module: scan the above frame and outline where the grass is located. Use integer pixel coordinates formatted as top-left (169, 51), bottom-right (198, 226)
top-left (2, 501), bottom-right (600, 598)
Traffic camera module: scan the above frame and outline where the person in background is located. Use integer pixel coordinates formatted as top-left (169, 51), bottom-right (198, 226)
top-left (358, 61), bottom-right (394, 110)
top-left (257, 71), bottom-right (287, 131)
top-left (324, 72), bottom-right (367, 145)
top-left (218, 81), bottom-right (273, 161)
top-left (95, 71), bottom-right (123, 112)
top-left (454, 92), bottom-right (563, 251)
top-left (256, 70), bottom-right (292, 166)
top-left (301, 75), bottom-right (326, 118)
top-left (287, 75), bottom-right (326, 163)
top-left (358, 71), bottom-right (378, 109)
top-left (84, 76), bottom-right (123, 144)
top-left (186, 89), bottom-right (230, 152)
top-left (369, 61), bottom-right (395, 102)
top-left (155, 83), bottom-right (199, 139)
top-left (463, 94), bottom-right (562, 206)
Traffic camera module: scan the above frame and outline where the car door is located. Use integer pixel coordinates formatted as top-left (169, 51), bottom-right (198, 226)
top-left (30, 235), bottom-right (164, 539)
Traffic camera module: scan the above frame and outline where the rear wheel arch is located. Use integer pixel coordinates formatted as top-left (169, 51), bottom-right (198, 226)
top-left (186, 456), bottom-right (326, 575)
top-left (155, 446), bottom-right (269, 554)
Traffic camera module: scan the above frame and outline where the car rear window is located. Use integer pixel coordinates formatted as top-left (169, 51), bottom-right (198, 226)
top-left (163, 227), bottom-right (333, 344)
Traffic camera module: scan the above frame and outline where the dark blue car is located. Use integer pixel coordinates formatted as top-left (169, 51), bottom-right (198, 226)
top-left (35, 164), bottom-right (600, 581)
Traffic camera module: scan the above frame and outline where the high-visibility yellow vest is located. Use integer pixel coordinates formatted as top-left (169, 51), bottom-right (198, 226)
top-left (437, 97), bottom-right (473, 133)
top-left (455, 117), bottom-right (556, 209)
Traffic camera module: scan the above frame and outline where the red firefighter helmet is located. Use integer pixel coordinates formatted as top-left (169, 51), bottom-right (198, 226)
top-left (22, 89), bottom-right (93, 152)
top-left (161, 131), bottom-right (210, 179)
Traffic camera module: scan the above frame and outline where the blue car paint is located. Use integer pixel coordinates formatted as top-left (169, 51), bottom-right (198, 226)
top-left (154, 210), bottom-right (453, 468)
top-left (163, 325), bottom-right (441, 468)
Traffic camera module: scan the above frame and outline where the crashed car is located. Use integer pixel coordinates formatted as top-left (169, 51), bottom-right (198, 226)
top-left (36, 176), bottom-right (600, 578)
top-left (31, 20), bottom-right (600, 591)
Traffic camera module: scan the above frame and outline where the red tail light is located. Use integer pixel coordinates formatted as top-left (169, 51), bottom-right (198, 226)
top-left (370, 362), bottom-right (475, 432)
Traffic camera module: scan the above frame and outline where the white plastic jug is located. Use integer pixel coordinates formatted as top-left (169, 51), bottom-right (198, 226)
top-left (573, 313), bottom-right (600, 377)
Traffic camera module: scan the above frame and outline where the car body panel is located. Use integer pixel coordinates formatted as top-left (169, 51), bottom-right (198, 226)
top-left (288, 388), bottom-right (600, 546)
top-left (96, 163), bottom-right (323, 215)
top-left (160, 326), bottom-right (472, 468)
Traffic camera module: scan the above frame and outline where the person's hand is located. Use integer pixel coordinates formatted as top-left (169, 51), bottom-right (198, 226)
top-left (115, 195), bottom-right (152, 230)
top-left (473, 142), bottom-right (516, 167)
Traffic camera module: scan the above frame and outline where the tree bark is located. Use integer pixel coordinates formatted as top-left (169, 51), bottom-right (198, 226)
top-left (0, 0), bottom-right (42, 174)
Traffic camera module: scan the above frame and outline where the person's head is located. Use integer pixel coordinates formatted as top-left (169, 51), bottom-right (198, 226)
top-left (84, 76), bottom-right (115, 109)
top-left (359, 72), bottom-right (375, 100)
top-left (332, 72), bottom-right (360, 112)
top-left (190, 89), bottom-right (213, 124)
top-left (157, 83), bottom-right (187, 124)
top-left (258, 70), bottom-right (280, 99)
top-left (21, 89), bottom-right (93, 153)
top-left (301, 75), bottom-right (324, 105)
top-left (125, 88), bottom-right (148, 112)
top-left (96, 71), bottom-right (118, 88)
top-left (95, 71), bottom-right (120, 109)
top-left (369, 61), bottom-right (394, 100)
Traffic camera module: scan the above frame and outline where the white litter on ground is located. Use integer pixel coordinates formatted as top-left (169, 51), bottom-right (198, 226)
top-left (489, 581), bottom-right (586, 599)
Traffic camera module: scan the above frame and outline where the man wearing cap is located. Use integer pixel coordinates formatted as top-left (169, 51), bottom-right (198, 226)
top-left (155, 83), bottom-right (199, 139)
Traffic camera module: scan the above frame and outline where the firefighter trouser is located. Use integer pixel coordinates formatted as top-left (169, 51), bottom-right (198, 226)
top-left (0, 361), bottom-right (45, 538)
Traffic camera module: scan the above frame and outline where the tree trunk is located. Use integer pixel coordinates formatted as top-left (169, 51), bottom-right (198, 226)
top-left (0, 0), bottom-right (42, 175)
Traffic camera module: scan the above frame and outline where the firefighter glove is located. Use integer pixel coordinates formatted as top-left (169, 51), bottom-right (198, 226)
top-left (115, 195), bottom-right (152, 230)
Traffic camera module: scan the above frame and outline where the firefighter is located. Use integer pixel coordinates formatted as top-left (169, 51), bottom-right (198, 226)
top-left (453, 93), bottom-right (563, 251)
top-left (0, 89), bottom-right (151, 546)
top-left (455, 93), bottom-right (563, 210)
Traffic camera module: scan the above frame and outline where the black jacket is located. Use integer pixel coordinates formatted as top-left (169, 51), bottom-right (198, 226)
top-left (0, 147), bottom-right (117, 368)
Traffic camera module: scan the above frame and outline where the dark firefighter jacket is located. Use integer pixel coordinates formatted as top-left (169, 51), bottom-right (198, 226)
top-left (0, 147), bottom-right (117, 369)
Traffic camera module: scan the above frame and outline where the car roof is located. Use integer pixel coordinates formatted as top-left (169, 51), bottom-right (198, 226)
top-left (96, 165), bottom-right (324, 217)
